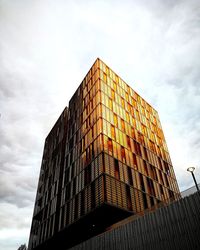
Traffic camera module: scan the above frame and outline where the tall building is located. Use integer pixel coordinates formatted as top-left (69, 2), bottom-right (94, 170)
top-left (28, 58), bottom-right (180, 250)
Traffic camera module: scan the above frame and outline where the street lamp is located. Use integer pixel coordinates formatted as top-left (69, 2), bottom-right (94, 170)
top-left (187, 167), bottom-right (199, 191)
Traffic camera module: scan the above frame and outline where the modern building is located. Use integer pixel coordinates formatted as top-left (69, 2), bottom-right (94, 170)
top-left (28, 58), bottom-right (180, 250)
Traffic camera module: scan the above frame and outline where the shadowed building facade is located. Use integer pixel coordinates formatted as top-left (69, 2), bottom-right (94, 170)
top-left (28, 58), bottom-right (180, 250)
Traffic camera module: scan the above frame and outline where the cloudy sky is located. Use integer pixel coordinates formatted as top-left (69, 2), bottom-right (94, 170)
top-left (0, 0), bottom-right (200, 249)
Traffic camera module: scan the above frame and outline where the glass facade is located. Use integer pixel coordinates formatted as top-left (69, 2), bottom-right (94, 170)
top-left (28, 108), bottom-right (68, 249)
top-left (28, 58), bottom-right (180, 250)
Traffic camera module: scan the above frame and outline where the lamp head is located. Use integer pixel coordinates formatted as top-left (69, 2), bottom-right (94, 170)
top-left (187, 167), bottom-right (195, 173)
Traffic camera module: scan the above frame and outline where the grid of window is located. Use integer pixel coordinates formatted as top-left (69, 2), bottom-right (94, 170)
top-left (59, 58), bottom-right (180, 231)
top-left (28, 58), bottom-right (180, 250)
top-left (28, 108), bottom-right (68, 249)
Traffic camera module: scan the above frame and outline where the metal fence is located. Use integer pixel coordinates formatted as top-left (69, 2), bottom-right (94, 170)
top-left (69, 191), bottom-right (200, 250)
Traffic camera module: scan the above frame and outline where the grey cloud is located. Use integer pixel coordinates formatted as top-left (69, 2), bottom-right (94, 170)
top-left (0, 174), bottom-right (36, 208)
top-left (0, 202), bottom-right (31, 250)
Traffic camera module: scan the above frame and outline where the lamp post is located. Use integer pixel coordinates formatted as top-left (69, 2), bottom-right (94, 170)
top-left (187, 167), bottom-right (199, 191)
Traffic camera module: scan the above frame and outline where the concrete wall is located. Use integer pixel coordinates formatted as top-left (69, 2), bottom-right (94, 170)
top-left (69, 191), bottom-right (200, 250)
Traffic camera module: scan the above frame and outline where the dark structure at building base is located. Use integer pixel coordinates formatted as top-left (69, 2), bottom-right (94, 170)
top-left (31, 202), bottom-right (132, 250)
top-left (69, 191), bottom-right (200, 250)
